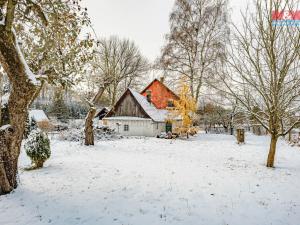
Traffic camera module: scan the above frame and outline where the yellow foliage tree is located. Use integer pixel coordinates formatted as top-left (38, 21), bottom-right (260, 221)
top-left (169, 81), bottom-right (197, 137)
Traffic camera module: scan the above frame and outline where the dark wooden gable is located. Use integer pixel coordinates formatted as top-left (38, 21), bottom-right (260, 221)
top-left (106, 89), bottom-right (150, 119)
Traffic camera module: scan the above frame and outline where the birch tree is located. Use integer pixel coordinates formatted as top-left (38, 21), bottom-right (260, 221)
top-left (219, 0), bottom-right (300, 167)
top-left (159, 0), bottom-right (229, 103)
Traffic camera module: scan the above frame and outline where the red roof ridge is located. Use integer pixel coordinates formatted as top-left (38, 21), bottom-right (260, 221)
top-left (140, 78), bottom-right (179, 99)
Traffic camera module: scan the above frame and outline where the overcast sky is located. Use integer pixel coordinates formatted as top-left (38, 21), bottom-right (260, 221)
top-left (82, 0), bottom-right (249, 62)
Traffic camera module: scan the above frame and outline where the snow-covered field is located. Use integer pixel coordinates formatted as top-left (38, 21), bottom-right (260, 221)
top-left (1, 133), bottom-right (300, 225)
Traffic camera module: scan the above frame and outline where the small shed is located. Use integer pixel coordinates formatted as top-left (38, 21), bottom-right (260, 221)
top-left (95, 107), bottom-right (109, 120)
top-left (250, 124), bottom-right (268, 136)
top-left (29, 109), bottom-right (52, 130)
top-left (288, 128), bottom-right (300, 144)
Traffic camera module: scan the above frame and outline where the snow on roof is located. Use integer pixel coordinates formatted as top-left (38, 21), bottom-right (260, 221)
top-left (104, 116), bottom-right (152, 121)
top-left (129, 88), bottom-right (171, 122)
top-left (29, 110), bottom-right (49, 122)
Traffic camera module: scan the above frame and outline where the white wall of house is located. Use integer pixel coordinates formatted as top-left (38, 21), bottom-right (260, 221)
top-left (103, 117), bottom-right (167, 137)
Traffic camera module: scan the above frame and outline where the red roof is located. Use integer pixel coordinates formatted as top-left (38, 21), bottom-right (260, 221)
top-left (140, 79), bottom-right (179, 109)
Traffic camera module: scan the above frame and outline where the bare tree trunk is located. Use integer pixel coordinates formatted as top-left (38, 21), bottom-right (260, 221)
top-left (0, 126), bottom-right (14, 194)
top-left (84, 107), bottom-right (96, 146)
top-left (111, 90), bottom-right (116, 107)
top-left (189, 76), bottom-right (194, 99)
top-left (0, 70), bottom-right (3, 123)
top-left (111, 83), bottom-right (118, 107)
top-left (84, 86), bottom-right (106, 146)
top-left (0, 27), bottom-right (37, 194)
top-left (195, 77), bottom-right (202, 104)
top-left (266, 134), bottom-right (278, 168)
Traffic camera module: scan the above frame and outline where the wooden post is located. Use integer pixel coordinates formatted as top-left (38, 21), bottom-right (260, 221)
top-left (237, 128), bottom-right (245, 144)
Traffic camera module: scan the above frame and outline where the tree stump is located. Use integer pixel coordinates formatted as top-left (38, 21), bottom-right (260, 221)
top-left (236, 128), bottom-right (245, 144)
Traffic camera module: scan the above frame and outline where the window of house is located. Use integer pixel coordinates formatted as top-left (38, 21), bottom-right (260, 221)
top-left (146, 90), bottom-right (152, 103)
top-left (124, 124), bottom-right (129, 131)
top-left (167, 99), bottom-right (174, 107)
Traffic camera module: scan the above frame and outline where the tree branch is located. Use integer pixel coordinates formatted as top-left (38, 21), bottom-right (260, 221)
top-left (5, 0), bottom-right (16, 31)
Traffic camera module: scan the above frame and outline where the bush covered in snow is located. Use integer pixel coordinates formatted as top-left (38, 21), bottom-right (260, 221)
top-left (58, 128), bottom-right (83, 142)
top-left (56, 125), bottom-right (122, 142)
top-left (24, 129), bottom-right (51, 169)
top-left (94, 126), bottom-right (122, 140)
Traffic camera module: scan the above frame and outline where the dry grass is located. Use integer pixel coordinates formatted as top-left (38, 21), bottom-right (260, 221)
top-left (37, 120), bottom-right (54, 132)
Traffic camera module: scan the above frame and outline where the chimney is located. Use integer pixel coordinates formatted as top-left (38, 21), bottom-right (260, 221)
top-left (146, 90), bottom-right (152, 103)
top-left (160, 77), bottom-right (165, 83)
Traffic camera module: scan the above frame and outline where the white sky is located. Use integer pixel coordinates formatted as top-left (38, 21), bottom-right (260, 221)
top-left (82, 0), bottom-right (249, 62)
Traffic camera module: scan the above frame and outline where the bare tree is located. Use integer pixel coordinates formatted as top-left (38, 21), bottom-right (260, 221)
top-left (98, 37), bottom-right (148, 106)
top-left (83, 37), bottom-right (149, 146)
top-left (218, 0), bottom-right (300, 167)
top-left (84, 84), bottom-right (108, 146)
top-left (159, 0), bottom-right (229, 103)
top-left (83, 63), bottom-right (111, 146)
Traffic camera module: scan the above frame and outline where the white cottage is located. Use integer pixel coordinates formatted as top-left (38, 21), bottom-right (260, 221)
top-left (103, 79), bottom-right (181, 137)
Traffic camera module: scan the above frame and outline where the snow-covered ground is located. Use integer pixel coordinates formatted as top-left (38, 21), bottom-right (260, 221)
top-left (1, 133), bottom-right (300, 225)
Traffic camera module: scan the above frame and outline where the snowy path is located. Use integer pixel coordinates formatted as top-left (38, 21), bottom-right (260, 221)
top-left (0, 134), bottom-right (300, 225)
